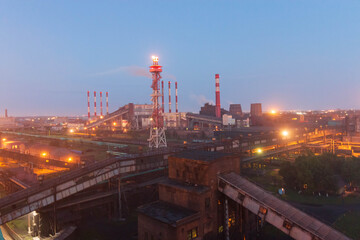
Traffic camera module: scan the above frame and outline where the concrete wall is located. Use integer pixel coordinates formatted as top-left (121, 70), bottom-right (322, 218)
top-left (168, 155), bottom-right (240, 188)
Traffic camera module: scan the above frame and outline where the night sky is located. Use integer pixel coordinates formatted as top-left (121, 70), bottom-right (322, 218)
top-left (1, 1), bottom-right (360, 116)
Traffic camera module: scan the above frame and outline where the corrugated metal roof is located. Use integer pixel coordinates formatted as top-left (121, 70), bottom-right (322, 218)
top-left (219, 172), bottom-right (351, 240)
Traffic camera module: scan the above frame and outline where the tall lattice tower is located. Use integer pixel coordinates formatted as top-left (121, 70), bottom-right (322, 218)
top-left (148, 56), bottom-right (167, 148)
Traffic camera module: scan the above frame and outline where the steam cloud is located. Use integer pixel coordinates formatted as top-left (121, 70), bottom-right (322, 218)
top-left (190, 94), bottom-right (214, 106)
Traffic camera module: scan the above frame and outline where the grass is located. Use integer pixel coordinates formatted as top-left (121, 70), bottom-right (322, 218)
top-left (334, 211), bottom-right (360, 239)
top-left (244, 167), bottom-right (360, 206)
top-left (282, 190), bottom-right (360, 205)
top-left (7, 215), bottom-right (29, 237)
top-left (244, 168), bottom-right (283, 193)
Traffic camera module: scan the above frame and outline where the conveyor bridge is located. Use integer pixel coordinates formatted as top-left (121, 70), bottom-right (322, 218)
top-left (218, 172), bottom-right (350, 240)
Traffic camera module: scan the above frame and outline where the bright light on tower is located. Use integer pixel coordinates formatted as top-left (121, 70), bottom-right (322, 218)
top-left (152, 56), bottom-right (158, 62)
top-left (282, 130), bottom-right (289, 137)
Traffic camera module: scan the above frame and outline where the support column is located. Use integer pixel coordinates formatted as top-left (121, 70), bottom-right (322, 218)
top-left (224, 198), bottom-right (230, 240)
top-left (53, 187), bottom-right (57, 235)
top-left (28, 213), bottom-right (32, 235)
top-left (118, 177), bottom-right (122, 219)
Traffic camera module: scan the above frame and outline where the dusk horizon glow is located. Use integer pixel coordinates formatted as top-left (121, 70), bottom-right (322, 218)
top-left (1, 1), bottom-right (360, 116)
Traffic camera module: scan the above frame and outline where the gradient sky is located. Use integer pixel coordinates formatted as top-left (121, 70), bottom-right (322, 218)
top-left (1, 1), bottom-right (360, 116)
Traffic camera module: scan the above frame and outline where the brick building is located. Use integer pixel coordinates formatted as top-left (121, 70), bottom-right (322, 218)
top-left (229, 104), bottom-right (243, 118)
top-left (138, 151), bottom-right (240, 240)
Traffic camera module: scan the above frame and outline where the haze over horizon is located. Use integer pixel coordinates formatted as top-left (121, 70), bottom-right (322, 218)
top-left (1, 1), bottom-right (360, 116)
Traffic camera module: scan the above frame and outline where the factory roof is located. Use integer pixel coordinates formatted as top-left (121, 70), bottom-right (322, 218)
top-left (173, 151), bottom-right (231, 162)
top-left (137, 201), bottom-right (199, 227)
top-left (161, 179), bottom-right (210, 194)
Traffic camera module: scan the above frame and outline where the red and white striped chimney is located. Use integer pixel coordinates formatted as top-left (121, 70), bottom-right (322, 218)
top-left (168, 81), bottom-right (171, 113)
top-left (100, 91), bottom-right (103, 117)
top-left (94, 91), bottom-right (97, 117)
top-left (87, 91), bottom-right (90, 119)
top-left (161, 81), bottom-right (164, 113)
top-left (106, 92), bottom-right (109, 115)
top-left (175, 81), bottom-right (178, 113)
top-left (215, 74), bottom-right (221, 118)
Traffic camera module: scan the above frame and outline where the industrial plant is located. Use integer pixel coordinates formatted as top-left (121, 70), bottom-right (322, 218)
top-left (0, 54), bottom-right (358, 240)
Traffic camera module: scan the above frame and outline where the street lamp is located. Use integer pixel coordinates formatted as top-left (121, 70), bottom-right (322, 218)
top-left (282, 130), bottom-right (289, 137)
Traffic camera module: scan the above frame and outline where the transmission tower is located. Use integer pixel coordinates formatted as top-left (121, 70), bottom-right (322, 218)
top-left (148, 56), bottom-right (167, 148)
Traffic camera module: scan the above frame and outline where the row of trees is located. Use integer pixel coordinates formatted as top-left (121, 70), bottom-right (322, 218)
top-left (279, 153), bottom-right (360, 193)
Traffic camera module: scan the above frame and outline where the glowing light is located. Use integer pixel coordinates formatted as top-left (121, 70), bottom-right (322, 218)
top-left (68, 157), bottom-right (72, 162)
top-left (282, 130), bottom-right (289, 137)
top-left (2, 138), bottom-right (6, 142)
top-left (92, 127), bottom-right (95, 131)
top-left (152, 56), bottom-right (159, 62)
top-left (113, 122), bottom-right (117, 126)
top-left (257, 148), bottom-right (262, 153)
top-left (69, 129), bottom-right (74, 133)
top-left (100, 115), bottom-right (104, 119)
top-left (270, 110), bottom-right (276, 114)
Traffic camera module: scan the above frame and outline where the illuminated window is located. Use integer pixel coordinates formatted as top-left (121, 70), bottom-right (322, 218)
top-left (187, 227), bottom-right (198, 240)
top-left (259, 206), bottom-right (267, 215)
top-left (283, 220), bottom-right (292, 230)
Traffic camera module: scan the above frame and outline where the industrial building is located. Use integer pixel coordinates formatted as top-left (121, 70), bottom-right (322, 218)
top-left (229, 104), bottom-right (243, 117)
top-left (138, 151), bottom-right (240, 240)
top-left (1, 140), bottom-right (82, 164)
top-left (250, 103), bottom-right (262, 126)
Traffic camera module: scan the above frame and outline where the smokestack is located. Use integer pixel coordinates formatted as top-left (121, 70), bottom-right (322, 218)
top-left (175, 81), bottom-right (178, 113)
top-left (5, 109), bottom-right (8, 118)
top-left (106, 92), bottom-right (109, 115)
top-left (215, 74), bottom-right (221, 118)
top-left (161, 81), bottom-right (164, 113)
top-left (94, 91), bottom-right (97, 117)
top-left (87, 91), bottom-right (90, 119)
top-left (100, 91), bottom-right (103, 117)
top-left (168, 81), bottom-right (171, 113)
